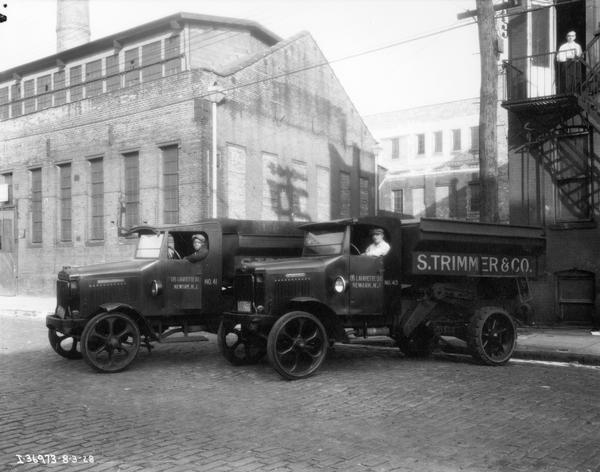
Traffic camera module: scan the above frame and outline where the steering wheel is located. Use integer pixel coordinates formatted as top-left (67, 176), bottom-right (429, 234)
top-left (350, 243), bottom-right (361, 255)
top-left (169, 249), bottom-right (182, 260)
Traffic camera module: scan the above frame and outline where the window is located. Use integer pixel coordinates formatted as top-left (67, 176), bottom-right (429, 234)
top-left (53, 71), bottom-right (66, 106)
top-left (468, 181), bottom-right (481, 214)
top-left (23, 79), bottom-right (35, 114)
top-left (90, 158), bottom-right (104, 240)
top-left (392, 189), bottom-right (403, 214)
top-left (417, 134), bottom-right (425, 155)
top-left (123, 152), bottom-right (140, 228)
top-left (2, 173), bottom-right (13, 205)
top-left (11, 83), bottom-right (22, 118)
top-left (59, 164), bottom-right (72, 242)
top-left (106, 54), bottom-right (120, 92)
top-left (434, 131), bottom-right (443, 153)
top-left (142, 41), bottom-right (162, 82)
top-left (0, 87), bottom-right (8, 120)
top-left (452, 129), bottom-right (461, 151)
top-left (339, 171), bottom-right (351, 218)
top-left (37, 75), bottom-right (52, 110)
top-left (359, 177), bottom-right (369, 216)
top-left (85, 59), bottom-right (103, 97)
top-left (70, 65), bottom-right (82, 101)
top-left (31, 168), bottom-right (42, 243)
top-left (165, 36), bottom-right (181, 76)
top-left (292, 160), bottom-right (308, 221)
top-left (162, 146), bottom-right (179, 224)
top-left (411, 187), bottom-right (425, 217)
top-left (470, 126), bottom-right (479, 152)
top-left (435, 185), bottom-right (450, 218)
top-left (391, 137), bottom-right (400, 160)
top-left (227, 145), bottom-right (246, 219)
top-left (316, 166), bottom-right (330, 221)
top-left (124, 48), bottom-right (140, 87)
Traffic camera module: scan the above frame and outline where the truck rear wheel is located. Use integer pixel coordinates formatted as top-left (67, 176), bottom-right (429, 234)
top-left (267, 311), bottom-right (327, 380)
top-left (397, 324), bottom-right (435, 358)
top-left (217, 320), bottom-right (266, 365)
top-left (81, 312), bottom-right (141, 373)
top-left (48, 328), bottom-right (82, 359)
top-left (467, 308), bottom-right (516, 366)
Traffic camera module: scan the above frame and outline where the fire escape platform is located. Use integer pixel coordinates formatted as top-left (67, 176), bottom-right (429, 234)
top-left (502, 95), bottom-right (581, 133)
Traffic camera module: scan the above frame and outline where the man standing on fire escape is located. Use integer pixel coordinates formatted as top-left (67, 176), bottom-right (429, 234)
top-left (556, 30), bottom-right (583, 94)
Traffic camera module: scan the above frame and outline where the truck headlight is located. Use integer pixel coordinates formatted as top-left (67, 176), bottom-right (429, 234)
top-left (151, 280), bottom-right (163, 296)
top-left (334, 276), bottom-right (346, 293)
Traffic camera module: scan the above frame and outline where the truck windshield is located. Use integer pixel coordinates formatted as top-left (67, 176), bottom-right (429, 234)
top-left (135, 233), bottom-right (164, 259)
top-left (303, 230), bottom-right (344, 256)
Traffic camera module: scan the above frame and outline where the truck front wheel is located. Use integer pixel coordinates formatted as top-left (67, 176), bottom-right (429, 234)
top-left (267, 311), bottom-right (327, 380)
top-left (81, 312), bottom-right (141, 373)
top-left (48, 328), bottom-right (82, 359)
top-left (467, 308), bottom-right (517, 366)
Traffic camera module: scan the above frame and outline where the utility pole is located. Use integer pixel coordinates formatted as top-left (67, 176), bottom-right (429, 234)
top-left (476, 0), bottom-right (499, 223)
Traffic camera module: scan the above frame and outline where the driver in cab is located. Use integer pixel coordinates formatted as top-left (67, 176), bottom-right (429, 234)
top-left (185, 234), bottom-right (209, 262)
top-left (364, 227), bottom-right (390, 257)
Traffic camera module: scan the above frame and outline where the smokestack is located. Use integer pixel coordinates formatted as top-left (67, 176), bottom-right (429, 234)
top-left (56, 0), bottom-right (90, 52)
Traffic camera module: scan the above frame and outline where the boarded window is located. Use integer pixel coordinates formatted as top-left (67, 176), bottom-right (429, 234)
top-left (124, 48), bottom-right (140, 87)
top-left (106, 54), bottom-right (120, 92)
top-left (59, 164), bottom-right (72, 242)
top-left (434, 131), bottom-right (443, 153)
top-left (226, 145), bottom-right (246, 219)
top-left (11, 83), bottom-right (22, 118)
top-left (417, 134), bottom-right (425, 155)
top-left (359, 177), bottom-right (369, 216)
top-left (23, 79), bottom-right (35, 114)
top-left (163, 145), bottom-right (179, 224)
top-left (90, 158), bottom-right (104, 240)
top-left (452, 129), bottom-right (461, 151)
top-left (142, 40), bottom-right (162, 82)
top-left (85, 59), bottom-right (103, 97)
top-left (31, 168), bottom-right (43, 243)
top-left (470, 126), bottom-right (479, 152)
top-left (165, 35), bottom-right (181, 76)
top-left (339, 171), bottom-right (351, 218)
top-left (316, 166), bottom-right (330, 221)
top-left (292, 160), bottom-right (308, 221)
top-left (0, 87), bottom-right (8, 120)
top-left (53, 71), bottom-right (66, 106)
top-left (70, 65), bottom-right (83, 101)
top-left (393, 189), bottom-right (403, 214)
top-left (123, 152), bottom-right (140, 228)
top-left (37, 75), bottom-right (52, 110)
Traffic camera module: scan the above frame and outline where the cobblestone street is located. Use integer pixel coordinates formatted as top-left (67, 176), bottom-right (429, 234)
top-left (1, 316), bottom-right (600, 472)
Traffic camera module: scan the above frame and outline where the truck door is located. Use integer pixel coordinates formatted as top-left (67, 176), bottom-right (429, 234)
top-left (348, 226), bottom-right (385, 315)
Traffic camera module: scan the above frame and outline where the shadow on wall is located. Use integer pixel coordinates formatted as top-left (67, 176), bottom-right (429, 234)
top-left (264, 161), bottom-right (311, 222)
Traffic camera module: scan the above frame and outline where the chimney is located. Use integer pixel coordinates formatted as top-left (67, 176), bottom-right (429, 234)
top-left (56, 0), bottom-right (90, 52)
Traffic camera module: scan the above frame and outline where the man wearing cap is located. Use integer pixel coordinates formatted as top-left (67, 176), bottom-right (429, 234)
top-left (364, 227), bottom-right (390, 257)
top-left (185, 234), bottom-right (209, 262)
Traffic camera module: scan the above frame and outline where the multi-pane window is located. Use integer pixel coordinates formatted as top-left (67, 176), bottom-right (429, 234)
top-left (452, 129), bottom-right (461, 151)
top-left (37, 75), bottom-right (52, 110)
top-left (142, 41), bottom-right (162, 82)
top-left (11, 83), bottom-right (22, 118)
top-left (123, 152), bottom-right (140, 228)
top-left (470, 126), bottom-right (480, 152)
top-left (90, 158), bottom-right (104, 240)
top-left (70, 65), bottom-right (83, 101)
top-left (106, 54), bottom-right (120, 92)
top-left (31, 168), bottom-right (43, 243)
top-left (391, 137), bottom-right (399, 160)
top-left (59, 164), bottom-right (72, 242)
top-left (165, 36), bottom-right (181, 76)
top-left (339, 171), bottom-right (351, 218)
top-left (0, 87), bottom-right (8, 120)
top-left (434, 131), bottom-right (443, 153)
top-left (23, 79), bottom-right (35, 114)
top-left (85, 59), bottom-right (103, 97)
top-left (392, 189), bottom-right (403, 214)
top-left (2, 173), bottom-right (13, 205)
top-left (417, 134), bottom-right (425, 155)
top-left (163, 146), bottom-right (179, 224)
top-left (53, 71), bottom-right (66, 106)
top-left (124, 48), bottom-right (140, 87)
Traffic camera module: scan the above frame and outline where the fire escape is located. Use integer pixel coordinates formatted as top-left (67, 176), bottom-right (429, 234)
top-left (502, 34), bottom-right (600, 224)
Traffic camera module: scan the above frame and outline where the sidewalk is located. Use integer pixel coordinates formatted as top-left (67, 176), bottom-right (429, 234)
top-left (2, 295), bottom-right (600, 366)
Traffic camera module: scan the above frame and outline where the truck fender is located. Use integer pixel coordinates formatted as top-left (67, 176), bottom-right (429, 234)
top-left (96, 303), bottom-right (156, 339)
top-left (286, 298), bottom-right (345, 341)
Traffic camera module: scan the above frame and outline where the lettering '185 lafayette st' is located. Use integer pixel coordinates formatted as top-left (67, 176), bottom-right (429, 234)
top-left (413, 252), bottom-right (534, 276)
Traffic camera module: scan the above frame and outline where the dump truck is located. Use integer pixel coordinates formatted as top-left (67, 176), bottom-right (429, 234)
top-left (219, 216), bottom-right (546, 379)
top-left (46, 219), bottom-right (303, 372)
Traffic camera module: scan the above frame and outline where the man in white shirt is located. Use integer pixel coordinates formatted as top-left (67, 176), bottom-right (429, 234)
top-left (557, 31), bottom-right (582, 62)
top-left (364, 227), bottom-right (390, 257)
top-left (557, 31), bottom-right (583, 94)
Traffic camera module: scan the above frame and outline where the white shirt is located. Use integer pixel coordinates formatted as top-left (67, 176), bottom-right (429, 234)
top-left (364, 240), bottom-right (390, 257)
top-left (557, 41), bottom-right (582, 62)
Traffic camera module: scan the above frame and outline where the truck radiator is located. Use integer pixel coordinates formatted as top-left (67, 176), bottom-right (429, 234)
top-left (273, 277), bottom-right (310, 305)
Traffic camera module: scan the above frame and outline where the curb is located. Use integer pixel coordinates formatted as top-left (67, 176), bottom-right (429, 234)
top-left (513, 348), bottom-right (600, 366)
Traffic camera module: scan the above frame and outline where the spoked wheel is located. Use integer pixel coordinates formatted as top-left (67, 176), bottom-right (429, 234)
top-left (467, 307), bottom-right (517, 366)
top-left (218, 320), bottom-right (266, 365)
top-left (397, 324), bottom-right (436, 358)
top-left (267, 311), bottom-right (327, 380)
top-left (48, 328), bottom-right (82, 359)
top-left (81, 312), bottom-right (141, 373)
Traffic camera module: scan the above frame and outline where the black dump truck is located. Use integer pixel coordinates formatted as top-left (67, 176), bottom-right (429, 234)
top-left (46, 219), bottom-right (303, 372)
top-left (219, 216), bottom-right (546, 379)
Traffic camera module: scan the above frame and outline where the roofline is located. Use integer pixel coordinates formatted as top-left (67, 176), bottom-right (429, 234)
top-left (0, 12), bottom-right (281, 82)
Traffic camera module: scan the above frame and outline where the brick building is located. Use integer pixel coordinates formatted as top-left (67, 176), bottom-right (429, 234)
top-left (0, 12), bottom-right (376, 295)
top-left (503, 0), bottom-right (600, 325)
top-left (365, 98), bottom-right (509, 222)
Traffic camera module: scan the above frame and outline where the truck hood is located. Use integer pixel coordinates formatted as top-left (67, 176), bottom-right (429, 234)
top-left (242, 255), bottom-right (342, 273)
top-left (61, 259), bottom-right (158, 279)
